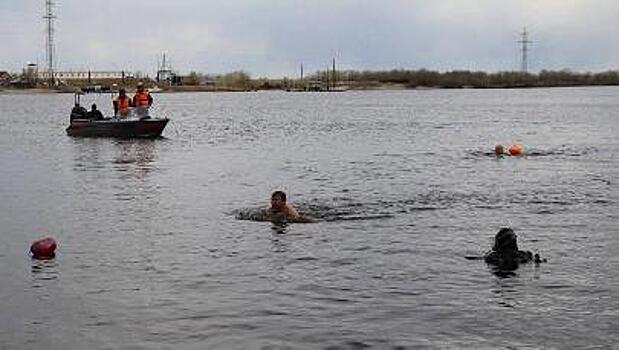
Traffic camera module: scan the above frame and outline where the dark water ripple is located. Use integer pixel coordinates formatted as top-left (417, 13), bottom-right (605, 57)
top-left (0, 88), bottom-right (618, 349)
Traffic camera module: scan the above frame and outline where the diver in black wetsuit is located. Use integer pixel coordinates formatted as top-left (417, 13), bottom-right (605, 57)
top-left (484, 228), bottom-right (545, 270)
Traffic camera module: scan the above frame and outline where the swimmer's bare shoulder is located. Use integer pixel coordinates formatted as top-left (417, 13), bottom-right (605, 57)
top-left (285, 204), bottom-right (300, 217)
top-left (287, 204), bottom-right (315, 222)
top-left (267, 205), bottom-right (310, 223)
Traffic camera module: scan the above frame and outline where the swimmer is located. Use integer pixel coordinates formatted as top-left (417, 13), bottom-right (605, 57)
top-left (494, 144), bottom-right (524, 156)
top-left (270, 190), bottom-right (299, 218)
top-left (268, 191), bottom-right (311, 223)
top-left (235, 191), bottom-right (312, 224)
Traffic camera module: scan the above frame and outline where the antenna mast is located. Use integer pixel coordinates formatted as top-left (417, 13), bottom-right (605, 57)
top-left (518, 27), bottom-right (532, 73)
top-left (43, 0), bottom-right (56, 85)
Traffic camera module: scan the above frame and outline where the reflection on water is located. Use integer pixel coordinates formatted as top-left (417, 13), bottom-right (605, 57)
top-left (270, 222), bottom-right (289, 235)
top-left (31, 258), bottom-right (59, 286)
top-left (71, 139), bottom-right (110, 172)
top-left (112, 139), bottom-right (158, 180)
top-left (70, 138), bottom-right (159, 180)
top-left (490, 266), bottom-right (519, 279)
top-left (491, 277), bottom-right (523, 308)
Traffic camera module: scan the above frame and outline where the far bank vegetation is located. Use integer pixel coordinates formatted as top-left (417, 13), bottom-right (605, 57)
top-left (177, 69), bottom-right (619, 91)
top-left (340, 69), bottom-right (619, 89)
top-left (4, 68), bottom-right (619, 92)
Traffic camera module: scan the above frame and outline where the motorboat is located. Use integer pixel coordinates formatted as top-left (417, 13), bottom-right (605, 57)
top-left (66, 92), bottom-right (169, 138)
top-left (66, 117), bottom-right (169, 138)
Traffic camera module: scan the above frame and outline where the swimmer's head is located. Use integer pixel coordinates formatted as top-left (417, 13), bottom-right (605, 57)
top-left (271, 191), bottom-right (287, 211)
top-left (494, 144), bottom-right (504, 156)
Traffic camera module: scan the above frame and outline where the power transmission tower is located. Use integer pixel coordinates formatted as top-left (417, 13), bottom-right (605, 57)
top-left (518, 27), bottom-right (532, 73)
top-left (43, 0), bottom-right (56, 85)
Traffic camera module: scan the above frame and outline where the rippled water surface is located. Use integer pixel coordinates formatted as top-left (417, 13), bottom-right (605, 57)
top-left (1, 88), bottom-right (617, 349)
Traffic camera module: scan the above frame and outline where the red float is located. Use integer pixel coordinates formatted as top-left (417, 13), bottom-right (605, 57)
top-left (30, 237), bottom-right (57, 259)
top-left (508, 144), bottom-right (524, 156)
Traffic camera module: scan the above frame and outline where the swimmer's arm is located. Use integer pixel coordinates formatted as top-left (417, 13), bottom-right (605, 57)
top-left (290, 216), bottom-right (314, 223)
top-left (249, 208), bottom-right (272, 221)
top-left (285, 204), bottom-right (301, 218)
top-left (286, 204), bottom-right (314, 223)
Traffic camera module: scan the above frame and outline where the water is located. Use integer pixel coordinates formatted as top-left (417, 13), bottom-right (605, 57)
top-left (0, 88), bottom-right (617, 349)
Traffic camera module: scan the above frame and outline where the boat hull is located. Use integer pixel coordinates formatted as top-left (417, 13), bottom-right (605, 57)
top-left (66, 118), bottom-right (169, 138)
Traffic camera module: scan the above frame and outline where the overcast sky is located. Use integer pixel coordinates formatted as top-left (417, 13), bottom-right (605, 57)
top-left (1, 0), bottom-right (618, 77)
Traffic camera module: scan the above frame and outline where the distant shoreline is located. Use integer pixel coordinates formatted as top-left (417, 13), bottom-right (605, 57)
top-left (4, 68), bottom-right (618, 93)
top-left (2, 83), bottom-right (618, 95)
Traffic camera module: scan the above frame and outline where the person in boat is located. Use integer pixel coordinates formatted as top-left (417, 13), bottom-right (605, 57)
top-left (86, 103), bottom-right (104, 121)
top-left (113, 88), bottom-right (132, 118)
top-left (484, 228), bottom-right (545, 270)
top-left (133, 82), bottom-right (153, 118)
top-left (70, 102), bottom-right (88, 120)
top-left (495, 144), bottom-right (524, 156)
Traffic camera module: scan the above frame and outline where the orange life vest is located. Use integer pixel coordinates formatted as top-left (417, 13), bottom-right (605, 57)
top-left (134, 90), bottom-right (150, 107)
top-left (116, 96), bottom-right (131, 111)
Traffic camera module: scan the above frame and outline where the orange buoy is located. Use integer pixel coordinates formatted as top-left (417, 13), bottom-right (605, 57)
top-left (30, 237), bottom-right (57, 259)
top-left (508, 144), bottom-right (523, 156)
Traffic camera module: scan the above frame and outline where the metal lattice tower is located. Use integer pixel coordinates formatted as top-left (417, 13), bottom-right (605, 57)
top-left (43, 0), bottom-right (56, 85)
top-left (518, 27), bottom-right (532, 73)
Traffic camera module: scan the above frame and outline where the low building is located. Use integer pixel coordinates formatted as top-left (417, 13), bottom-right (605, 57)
top-left (306, 80), bottom-right (327, 91)
top-left (39, 70), bottom-right (129, 81)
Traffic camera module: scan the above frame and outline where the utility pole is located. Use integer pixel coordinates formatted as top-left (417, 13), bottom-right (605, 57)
top-left (300, 63), bottom-right (304, 91)
top-left (43, 0), bottom-right (56, 86)
top-left (518, 27), bottom-right (532, 73)
top-left (332, 57), bottom-right (336, 89)
top-left (325, 69), bottom-right (329, 91)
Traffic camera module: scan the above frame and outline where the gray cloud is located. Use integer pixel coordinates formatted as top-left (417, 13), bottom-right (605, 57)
top-left (1, 0), bottom-right (618, 77)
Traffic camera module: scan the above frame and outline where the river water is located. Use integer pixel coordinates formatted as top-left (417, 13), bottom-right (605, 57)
top-left (0, 88), bottom-right (617, 349)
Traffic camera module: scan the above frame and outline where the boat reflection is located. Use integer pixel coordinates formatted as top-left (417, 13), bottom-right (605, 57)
top-left (112, 139), bottom-right (158, 180)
